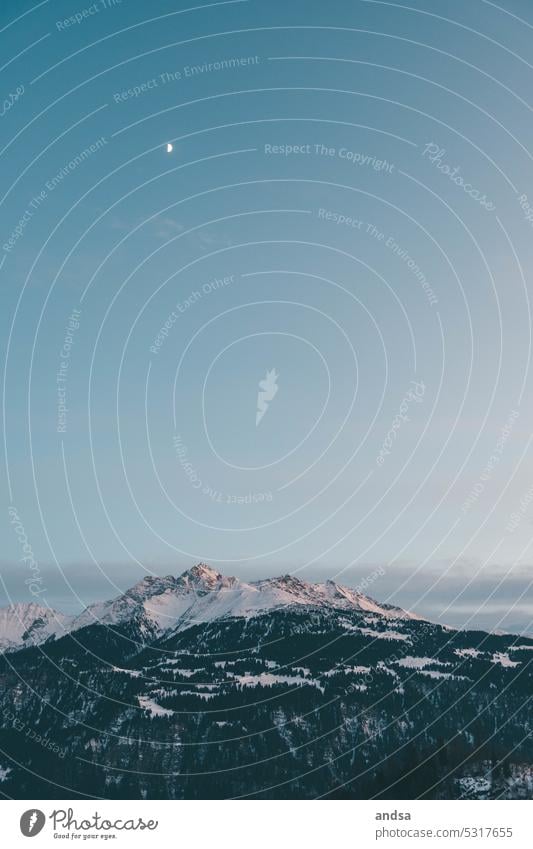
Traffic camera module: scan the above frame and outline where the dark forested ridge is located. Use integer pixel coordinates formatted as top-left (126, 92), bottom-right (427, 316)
top-left (0, 598), bottom-right (531, 799)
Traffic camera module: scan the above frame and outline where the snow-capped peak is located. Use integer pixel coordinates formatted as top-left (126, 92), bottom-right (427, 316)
top-left (0, 602), bottom-right (72, 652)
top-left (120, 565), bottom-right (228, 604)
top-left (253, 575), bottom-right (417, 620)
top-left (186, 563), bottom-right (221, 582)
top-left (175, 563), bottom-right (236, 593)
top-left (0, 564), bottom-right (421, 652)
top-left (125, 574), bottom-right (179, 602)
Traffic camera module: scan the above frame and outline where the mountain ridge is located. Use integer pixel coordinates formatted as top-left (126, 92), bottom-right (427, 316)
top-left (0, 564), bottom-right (531, 799)
top-left (0, 563), bottom-right (421, 653)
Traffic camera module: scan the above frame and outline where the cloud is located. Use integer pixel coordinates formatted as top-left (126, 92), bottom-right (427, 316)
top-left (154, 217), bottom-right (185, 239)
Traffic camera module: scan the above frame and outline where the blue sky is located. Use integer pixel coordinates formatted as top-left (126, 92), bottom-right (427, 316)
top-left (2, 0), bottom-right (533, 631)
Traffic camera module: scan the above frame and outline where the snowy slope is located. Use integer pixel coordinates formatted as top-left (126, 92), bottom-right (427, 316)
top-left (70, 564), bottom-right (420, 634)
top-left (0, 602), bottom-right (72, 652)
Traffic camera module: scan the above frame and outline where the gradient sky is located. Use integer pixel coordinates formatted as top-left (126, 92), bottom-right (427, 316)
top-left (2, 0), bottom-right (533, 632)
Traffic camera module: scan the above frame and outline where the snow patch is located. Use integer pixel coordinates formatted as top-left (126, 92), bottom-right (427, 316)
top-left (454, 648), bottom-right (481, 659)
top-left (235, 673), bottom-right (325, 693)
top-left (397, 656), bottom-right (448, 669)
top-left (359, 627), bottom-right (410, 642)
top-left (491, 652), bottom-right (520, 668)
top-left (138, 696), bottom-right (173, 717)
top-left (457, 776), bottom-right (491, 797)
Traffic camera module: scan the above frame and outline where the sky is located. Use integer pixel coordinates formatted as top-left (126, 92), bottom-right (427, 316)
top-left (2, 0), bottom-right (533, 632)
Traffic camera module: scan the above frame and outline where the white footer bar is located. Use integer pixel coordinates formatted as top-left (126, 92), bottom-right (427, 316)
top-left (3, 799), bottom-right (532, 847)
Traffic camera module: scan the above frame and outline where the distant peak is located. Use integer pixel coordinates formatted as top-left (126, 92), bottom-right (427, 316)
top-left (189, 563), bottom-right (221, 578)
top-left (9, 601), bottom-right (50, 614)
top-left (182, 563), bottom-right (222, 582)
top-left (272, 574), bottom-right (307, 590)
top-left (126, 574), bottom-right (178, 601)
top-left (177, 563), bottom-right (236, 591)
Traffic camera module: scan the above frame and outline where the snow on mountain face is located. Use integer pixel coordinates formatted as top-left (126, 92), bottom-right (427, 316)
top-left (101, 567), bottom-right (419, 634)
top-left (0, 564), bottom-right (419, 652)
top-left (68, 564), bottom-right (238, 635)
top-left (0, 603), bottom-right (72, 652)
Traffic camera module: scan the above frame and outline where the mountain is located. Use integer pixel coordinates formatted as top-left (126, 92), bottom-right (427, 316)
top-left (0, 564), bottom-right (419, 653)
top-left (0, 602), bottom-right (72, 653)
top-left (0, 564), bottom-right (531, 800)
